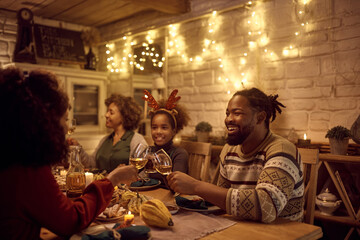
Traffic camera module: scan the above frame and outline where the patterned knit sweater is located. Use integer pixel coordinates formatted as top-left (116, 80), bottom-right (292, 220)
top-left (219, 131), bottom-right (304, 223)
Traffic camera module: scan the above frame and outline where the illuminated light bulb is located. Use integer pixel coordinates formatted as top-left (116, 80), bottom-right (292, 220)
top-left (209, 29), bottom-right (214, 33)
top-left (153, 63), bottom-right (156, 66)
top-left (218, 77), bottom-right (222, 81)
top-left (177, 51), bottom-right (180, 54)
top-left (252, 12), bottom-right (255, 16)
top-left (162, 57), bottom-right (165, 61)
top-left (181, 54), bottom-right (185, 58)
top-left (107, 65), bottom-right (111, 69)
top-left (248, 32), bottom-right (252, 35)
top-left (295, 32), bottom-right (299, 36)
top-left (158, 62), bottom-right (163, 67)
top-left (106, 44), bottom-right (109, 47)
top-left (212, 40), bottom-right (215, 44)
top-left (174, 39), bottom-right (178, 42)
top-left (283, 49), bottom-right (289, 56)
top-left (240, 58), bottom-right (246, 65)
top-left (169, 24), bottom-right (173, 28)
top-left (258, 31), bottom-right (261, 35)
top-left (106, 50), bottom-right (110, 54)
top-left (115, 69), bottom-right (119, 72)
top-left (244, 53), bottom-right (248, 56)
top-left (110, 57), bottom-right (114, 60)
top-left (176, 45), bottom-right (179, 48)
top-left (215, 46), bottom-right (219, 50)
top-left (122, 57), bottom-right (126, 61)
top-left (146, 47), bottom-right (149, 50)
top-left (289, 45), bottom-right (293, 49)
top-left (136, 64), bottom-right (140, 68)
top-left (225, 78), bottom-right (229, 82)
top-left (169, 41), bottom-right (174, 46)
top-left (189, 58), bottom-right (193, 62)
top-left (234, 81), bottom-right (241, 89)
top-left (227, 90), bottom-right (231, 94)
top-left (241, 72), bottom-right (245, 76)
top-left (131, 42), bottom-right (135, 45)
top-left (248, 20), bottom-right (251, 24)
top-left (123, 36), bottom-right (127, 40)
top-left (301, 23), bottom-right (305, 26)
top-left (249, 41), bottom-right (256, 49)
top-left (123, 50), bottom-right (126, 53)
top-left (212, 11), bottom-right (217, 16)
top-left (155, 53), bottom-right (159, 57)
top-left (167, 49), bottom-right (170, 52)
top-left (171, 33), bottom-right (176, 37)
top-left (202, 48), bottom-right (206, 52)
top-left (205, 39), bottom-right (211, 45)
top-left (220, 64), bottom-right (223, 68)
top-left (248, 1), bottom-right (252, 4)
top-left (128, 54), bottom-right (132, 57)
top-left (121, 62), bottom-right (125, 65)
top-left (218, 58), bottom-right (222, 62)
top-left (140, 67), bottom-right (144, 71)
top-left (110, 69), bottom-right (114, 72)
top-left (209, 23), bottom-right (212, 26)
top-left (142, 52), bottom-right (145, 55)
top-left (195, 56), bottom-right (202, 62)
top-left (270, 52), bottom-right (274, 56)
top-left (134, 55), bottom-right (137, 58)
top-left (130, 61), bottom-right (133, 65)
top-left (142, 43), bottom-right (148, 47)
top-left (152, 59), bottom-right (156, 62)
top-left (150, 53), bottom-right (154, 56)
top-left (151, 48), bottom-right (155, 51)
top-left (299, 11), bottom-right (303, 14)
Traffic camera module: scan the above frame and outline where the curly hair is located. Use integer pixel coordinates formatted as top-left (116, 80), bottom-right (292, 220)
top-left (150, 99), bottom-right (190, 133)
top-left (105, 94), bottom-right (142, 131)
top-left (0, 67), bottom-right (69, 169)
top-left (233, 88), bottom-right (285, 129)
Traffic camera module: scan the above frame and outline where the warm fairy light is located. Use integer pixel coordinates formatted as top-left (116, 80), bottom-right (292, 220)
top-left (295, 32), bottom-right (299, 36)
top-left (304, 133), bottom-right (307, 140)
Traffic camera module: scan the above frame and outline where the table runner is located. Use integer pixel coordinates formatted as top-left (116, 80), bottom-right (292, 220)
top-left (144, 210), bottom-right (236, 240)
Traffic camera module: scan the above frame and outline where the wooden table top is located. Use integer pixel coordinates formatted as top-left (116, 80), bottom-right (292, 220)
top-left (41, 188), bottom-right (323, 240)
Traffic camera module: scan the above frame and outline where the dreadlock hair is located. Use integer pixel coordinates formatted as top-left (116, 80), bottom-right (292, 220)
top-left (233, 88), bottom-right (285, 129)
top-left (149, 99), bottom-right (190, 133)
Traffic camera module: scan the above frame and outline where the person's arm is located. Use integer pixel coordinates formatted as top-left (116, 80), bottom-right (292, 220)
top-left (167, 171), bottom-right (228, 210)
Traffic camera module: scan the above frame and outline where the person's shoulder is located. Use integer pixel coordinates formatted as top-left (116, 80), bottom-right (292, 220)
top-left (266, 132), bottom-right (297, 156)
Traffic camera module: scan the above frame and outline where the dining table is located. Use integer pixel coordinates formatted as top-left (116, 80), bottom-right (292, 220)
top-left (40, 187), bottom-right (323, 240)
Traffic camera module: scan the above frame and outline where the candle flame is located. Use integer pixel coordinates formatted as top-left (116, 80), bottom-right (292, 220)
top-left (304, 133), bottom-right (307, 140)
top-left (128, 211), bottom-right (131, 215)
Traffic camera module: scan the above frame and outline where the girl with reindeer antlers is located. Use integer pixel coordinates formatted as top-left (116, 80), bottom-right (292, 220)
top-left (142, 89), bottom-right (190, 186)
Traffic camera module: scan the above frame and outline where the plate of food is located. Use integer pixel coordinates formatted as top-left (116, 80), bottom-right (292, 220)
top-left (96, 203), bottom-right (126, 222)
top-left (129, 178), bottom-right (161, 191)
top-left (175, 195), bottom-right (223, 214)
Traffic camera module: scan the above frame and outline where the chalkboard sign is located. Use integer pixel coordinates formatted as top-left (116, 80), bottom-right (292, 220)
top-left (33, 24), bottom-right (85, 63)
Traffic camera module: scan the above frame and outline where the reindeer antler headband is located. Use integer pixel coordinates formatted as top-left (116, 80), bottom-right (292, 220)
top-left (142, 89), bottom-right (181, 129)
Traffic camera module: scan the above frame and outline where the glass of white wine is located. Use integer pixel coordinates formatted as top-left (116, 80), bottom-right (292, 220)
top-left (67, 119), bottom-right (76, 136)
top-left (153, 149), bottom-right (172, 176)
top-left (129, 143), bottom-right (149, 178)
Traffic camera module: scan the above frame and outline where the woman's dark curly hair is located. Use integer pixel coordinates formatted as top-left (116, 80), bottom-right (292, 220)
top-left (150, 99), bottom-right (190, 133)
top-left (0, 67), bottom-right (69, 169)
top-left (105, 94), bottom-right (142, 131)
top-left (233, 88), bottom-right (285, 129)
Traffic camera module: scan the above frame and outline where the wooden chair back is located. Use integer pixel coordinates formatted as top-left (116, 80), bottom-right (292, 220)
top-left (298, 148), bottom-right (319, 225)
top-left (180, 140), bottom-right (212, 182)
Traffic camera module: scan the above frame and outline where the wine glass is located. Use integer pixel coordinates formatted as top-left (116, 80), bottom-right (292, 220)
top-left (153, 149), bottom-right (172, 176)
top-left (67, 119), bottom-right (76, 136)
top-left (144, 148), bottom-right (157, 174)
top-left (129, 143), bottom-right (149, 179)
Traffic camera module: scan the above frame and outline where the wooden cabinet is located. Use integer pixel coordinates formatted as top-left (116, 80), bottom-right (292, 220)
top-left (4, 62), bottom-right (108, 133)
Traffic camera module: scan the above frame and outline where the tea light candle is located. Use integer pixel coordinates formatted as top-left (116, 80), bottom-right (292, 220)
top-left (85, 172), bottom-right (94, 187)
top-left (60, 169), bottom-right (67, 176)
top-left (124, 211), bottom-right (134, 225)
top-left (298, 133), bottom-right (311, 146)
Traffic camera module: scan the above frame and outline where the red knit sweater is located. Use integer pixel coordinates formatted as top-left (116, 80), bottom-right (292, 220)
top-left (0, 165), bottom-right (113, 239)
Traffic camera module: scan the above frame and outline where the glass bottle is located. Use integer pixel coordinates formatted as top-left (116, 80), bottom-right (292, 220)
top-left (66, 145), bottom-right (85, 198)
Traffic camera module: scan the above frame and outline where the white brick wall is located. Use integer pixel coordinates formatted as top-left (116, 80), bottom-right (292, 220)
top-left (1, 0), bottom-right (359, 143)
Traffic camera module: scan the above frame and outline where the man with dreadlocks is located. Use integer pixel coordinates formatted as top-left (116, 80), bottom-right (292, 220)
top-left (167, 88), bottom-right (304, 223)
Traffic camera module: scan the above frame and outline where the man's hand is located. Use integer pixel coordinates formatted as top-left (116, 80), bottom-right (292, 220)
top-left (167, 171), bottom-right (200, 195)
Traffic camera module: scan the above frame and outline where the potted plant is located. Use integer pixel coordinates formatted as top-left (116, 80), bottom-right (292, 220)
top-left (325, 126), bottom-right (351, 155)
top-left (195, 121), bottom-right (212, 142)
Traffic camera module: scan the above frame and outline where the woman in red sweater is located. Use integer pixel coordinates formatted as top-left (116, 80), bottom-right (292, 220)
top-left (0, 67), bottom-right (137, 239)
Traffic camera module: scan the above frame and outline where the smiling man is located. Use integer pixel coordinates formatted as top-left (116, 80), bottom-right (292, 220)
top-left (167, 88), bottom-right (304, 223)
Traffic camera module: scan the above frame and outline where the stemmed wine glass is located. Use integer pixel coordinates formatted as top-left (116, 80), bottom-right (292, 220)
top-left (153, 149), bottom-right (172, 176)
top-left (67, 119), bottom-right (76, 136)
top-left (129, 143), bottom-right (149, 180)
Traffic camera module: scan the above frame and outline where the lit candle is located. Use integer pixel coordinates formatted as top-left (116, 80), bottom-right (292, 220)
top-left (304, 133), bottom-right (307, 140)
top-left (298, 133), bottom-right (311, 147)
top-left (60, 169), bottom-right (67, 176)
top-left (85, 172), bottom-right (94, 187)
top-left (124, 211), bottom-right (134, 225)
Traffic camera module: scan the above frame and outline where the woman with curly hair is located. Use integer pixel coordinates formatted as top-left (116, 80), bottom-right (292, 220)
top-left (0, 67), bottom-right (137, 239)
top-left (143, 89), bottom-right (190, 185)
top-left (74, 94), bottom-right (148, 172)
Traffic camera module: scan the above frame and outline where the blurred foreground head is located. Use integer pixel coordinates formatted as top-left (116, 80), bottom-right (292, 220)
top-left (0, 67), bottom-right (69, 169)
